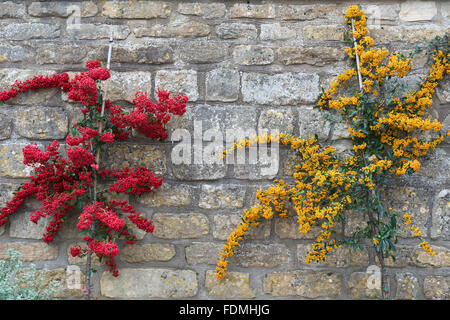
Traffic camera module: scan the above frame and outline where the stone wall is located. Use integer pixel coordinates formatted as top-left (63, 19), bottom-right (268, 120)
top-left (0, 0), bottom-right (449, 300)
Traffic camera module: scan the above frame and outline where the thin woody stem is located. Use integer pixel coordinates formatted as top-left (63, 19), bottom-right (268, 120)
top-left (84, 32), bottom-right (114, 300)
top-left (351, 18), bottom-right (389, 299)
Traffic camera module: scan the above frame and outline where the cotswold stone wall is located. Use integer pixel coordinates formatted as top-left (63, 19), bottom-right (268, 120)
top-left (0, 0), bottom-right (449, 300)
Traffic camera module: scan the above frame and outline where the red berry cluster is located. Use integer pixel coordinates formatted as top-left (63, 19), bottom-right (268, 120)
top-left (0, 60), bottom-right (188, 277)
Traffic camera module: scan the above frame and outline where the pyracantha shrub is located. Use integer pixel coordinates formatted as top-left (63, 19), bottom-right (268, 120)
top-left (0, 60), bottom-right (188, 278)
top-left (216, 5), bottom-right (449, 299)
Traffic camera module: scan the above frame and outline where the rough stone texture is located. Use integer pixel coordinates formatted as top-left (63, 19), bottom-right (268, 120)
top-left (413, 246), bottom-right (450, 267)
top-left (347, 272), bottom-right (382, 299)
top-left (135, 182), bottom-right (192, 208)
top-left (134, 22), bottom-right (210, 39)
top-left (36, 44), bottom-right (87, 65)
top-left (0, 44), bottom-right (31, 63)
top-left (205, 270), bottom-right (256, 299)
top-left (185, 242), bottom-right (222, 265)
top-left (177, 3), bottom-right (226, 19)
top-left (431, 189), bottom-right (450, 239)
top-left (277, 4), bottom-right (338, 21)
top-left (0, 1), bottom-right (26, 18)
top-left (399, 1), bottom-right (437, 22)
top-left (93, 43), bottom-right (173, 65)
top-left (104, 71), bottom-right (152, 103)
top-left (155, 70), bottom-right (198, 101)
top-left (43, 267), bottom-right (85, 299)
top-left (263, 271), bottom-right (342, 298)
top-left (423, 276), bottom-right (450, 300)
top-left (259, 108), bottom-right (295, 135)
top-left (216, 23), bottom-right (257, 40)
top-left (103, 144), bottom-right (166, 175)
top-left (395, 272), bottom-right (419, 300)
top-left (67, 24), bottom-right (130, 40)
top-left (230, 4), bottom-right (275, 19)
top-left (29, 1), bottom-right (98, 17)
top-left (9, 212), bottom-right (52, 240)
top-left (233, 45), bottom-right (274, 66)
top-left (102, 1), bottom-right (171, 19)
top-left (205, 68), bottom-right (240, 102)
top-left (0, 143), bottom-right (37, 178)
top-left (0, 23), bottom-right (60, 41)
top-left (152, 213), bottom-right (209, 239)
top-left (303, 25), bottom-right (345, 41)
top-left (277, 46), bottom-right (345, 66)
top-left (179, 42), bottom-right (228, 64)
top-left (231, 243), bottom-right (289, 268)
top-left (260, 23), bottom-right (296, 41)
top-left (242, 72), bottom-right (320, 105)
top-left (0, 242), bottom-right (58, 262)
top-left (100, 268), bottom-right (198, 298)
top-left (371, 26), bottom-right (447, 43)
top-left (199, 184), bottom-right (246, 209)
top-left (14, 107), bottom-right (68, 139)
top-left (120, 243), bottom-right (176, 263)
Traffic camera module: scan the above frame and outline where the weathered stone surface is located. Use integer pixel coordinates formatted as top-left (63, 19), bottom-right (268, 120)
top-left (103, 143), bottom-right (166, 175)
top-left (303, 25), bottom-right (345, 41)
top-left (278, 4), bottom-right (338, 20)
top-left (377, 245), bottom-right (415, 268)
top-left (297, 244), bottom-right (368, 267)
top-left (101, 268), bottom-right (198, 298)
top-left (0, 113), bottom-right (12, 140)
top-left (67, 24), bottom-right (130, 40)
top-left (371, 26), bottom-right (447, 43)
top-left (242, 72), bottom-right (319, 105)
top-left (0, 44), bottom-right (31, 63)
top-left (260, 23), bottom-right (296, 40)
top-left (179, 42), bottom-right (228, 64)
top-left (36, 44), bottom-right (87, 65)
top-left (216, 23), bottom-right (257, 40)
top-left (231, 243), bottom-right (289, 268)
top-left (177, 3), bottom-right (226, 19)
top-left (120, 243), bottom-right (176, 262)
top-left (0, 1), bottom-right (26, 18)
top-left (399, 1), bottom-right (437, 22)
top-left (348, 272), bottom-right (382, 299)
top-left (230, 4), bottom-right (275, 18)
top-left (259, 108), bottom-right (295, 135)
top-left (0, 69), bottom-right (57, 105)
top-left (0, 143), bottom-right (37, 178)
top-left (263, 271), bottom-right (342, 298)
top-left (134, 22), bottom-right (210, 39)
top-left (233, 45), bottom-right (274, 65)
top-left (43, 267), bottom-right (85, 299)
top-left (155, 70), bottom-right (198, 101)
top-left (14, 107), bottom-right (68, 139)
top-left (29, 1), bottom-right (98, 17)
top-left (205, 270), bottom-right (256, 299)
top-left (199, 184), bottom-right (246, 209)
top-left (172, 162), bottom-right (227, 181)
top-left (206, 68), bottom-right (239, 102)
top-left (185, 242), bottom-right (222, 265)
top-left (383, 187), bottom-right (430, 238)
top-left (277, 46), bottom-right (345, 66)
top-left (0, 23), bottom-right (60, 41)
top-left (423, 276), bottom-right (450, 300)
top-left (395, 272), bottom-right (419, 300)
top-left (431, 190), bottom-right (450, 240)
top-left (213, 214), bottom-right (271, 240)
top-left (9, 212), bottom-right (51, 240)
top-left (0, 242), bottom-right (58, 262)
top-left (135, 182), bottom-right (192, 208)
top-left (298, 106), bottom-right (350, 141)
top-left (93, 43), bottom-right (173, 64)
top-left (152, 213), bottom-right (209, 239)
top-left (102, 1), bottom-right (171, 18)
top-left (104, 71), bottom-right (152, 103)
top-left (413, 245), bottom-right (450, 267)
